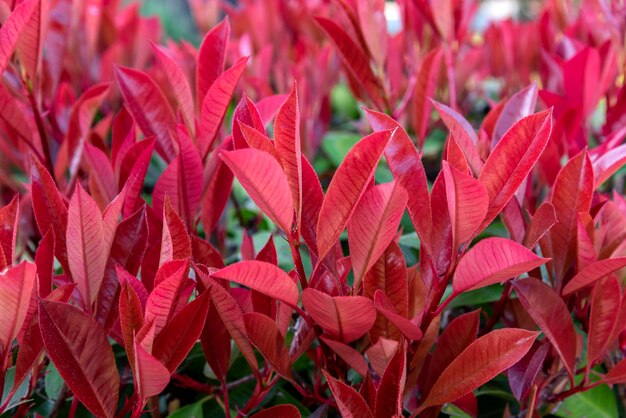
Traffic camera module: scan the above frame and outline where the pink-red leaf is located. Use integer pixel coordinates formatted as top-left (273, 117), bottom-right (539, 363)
top-left (39, 300), bottom-right (119, 418)
top-left (492, 84), bottom-right (538, 145)
top-left (419, 329), bottom-right (538, 410)
top-left (0, 262), bottom-right (36, 359)
top-left (478, 110), bottom-right (552, 230)
top-left (587, 276), bottom-right (621, 368)
top-left (452, 238), bottom-right (548, 294)
top-left (196, 18), bottom-right (230, 107)
top-left (320, 336), bottom-right (368, 376)
top-left (323, 370), bottom-right (374, 418)
top-left (0, 196), bottom-right (19, 271)
top-left (348, 181), bottom-right (408, 287)
top-left (302, 288), bottom-right (376, 343)
top-left (562, 257), bottom-right (626, 296)
top-left (512, 278), bottom-right (577, 381)
top-left (220, 148), bottom-right (294, 234)
top-left (133, 338), bottom-right (170, 400)
top-left (317, 129), bottom-right (394, 258)
top-left (0, 0), bottom-right (39, 75)
top-left (243, 312), bottom-right (292, 380)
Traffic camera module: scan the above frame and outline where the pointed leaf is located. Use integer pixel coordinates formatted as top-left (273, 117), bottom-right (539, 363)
top-left (323, 370), bottom-right (374, 418)
top-left (512, 278), bottom-right (577, 381)
top-left (319, 336), bottom-right (368, 377)
top-left (349, 181), bottom-right (407, 287)
top-left (39, 300), bottom-right (119, 418)
top-left (243, 312), bottom-right (292, 380)
top-left (317, 129), bottom-right (394, 258)
top-left (508, 343), bottom-right (550, 401)
top-left (196, 18), bottom-right (230, 107)
top-left (133, 339), bottom-right (170, 400)
top-left (452, 238), bottom-right (548, 294)
top-left (0, 0), bottom-right (39, 74)
top-left (302, 288), bottom-right (376, 343)
top-left (0, 262), bottom-right (36, 357)
top-left (523, 202), bottom-right (557, 248)
top-left (375, 343), bottom-right (406, 418)
top-left (492, 84), bottom-right (538, 145)
top-left (0, 196), bottom-right (19, 271)
top-left (562, 257), bottom-right (626, 296)
top-left (587, 276), bottom-right (621, 368)
top-left (220, 148), bottom-right (294, 234)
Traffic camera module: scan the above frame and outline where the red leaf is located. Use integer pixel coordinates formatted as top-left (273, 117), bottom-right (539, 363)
top-left (603, 358), bottom-right (626, 385)
top-left (373, 291), bottom-right (422, 341)
top-left (14, 0), bottom-right (43, 80)
top-left (452, 238), bottom-right (548, 294)
top-left (250, 405), bottom-right (301, 418)
top-left (375, 343), bottom-right (406, 418)
top-left (562, 257), bottom-right (626, 296)
top-left (31, 158), bottom-right (68, 270)
top-left (492, 84), bottom-right (538, 145)
top-left (196, 17), bottom-right (230, 107)
top-left (120, 138), bottom-right (154, 218)
top-left (159, 200), bottom-right (192, 265)
top-left (587, 276), bottom-right (621, 369)
top-left (348, 181), bottom-right (408, 287)
top-left (197, 271), bottom-right (259, 373)
top-left (152, 290), bottom-right (210, 372)
top-left (243, 312), bottom-right (292, 380)
top-left (114, 66), bottom-right (177, 161)
top-left (523, 202), bottom-right (557, 248)
top-left (0, 196), bottom-right (19, 271)
top-left (512, 278), bottom-right (577, 381)
top-left (593, 143), bottom-right (626, 187)
top-left (508, 343), bottom-right (550, 401)
top-left (0, 262), bottom-right (36, 360)
top-left (316, 129), bottom-right (394, 258)
top-left (302, 288), bottom-right (376, 343)
top-left (232, 94), bottom-right (265, 149)
top-left (323, 370), bottom-right (374, 418)
top-left (118, 276), bottom-right (144, 372)
top-left (35, 229), bottom-right (54, 297)
top-left (84, 144), bottom-right (117, 208)
top-left (0, 0), bottom-right (39, 74)
top-left (478, 110), bottom-right (552, 230)
top-left (152, 44), bottom-right (195, 135)
top-left (144, 260), bottom-right (189, 336)
top-left (200, 298), bottom-right (231, 382)
top-left (66, 183), bottom-right (107, 311)
top-left (133, 338), bottom-right (170, 400)
top-left (432, 101), bottom-right (484, 176)
top-left (211, 261), bottom-right (299, 307)
top-left (274, 85), bottom-right (303, 232)
top-left (39, 300), bottom-right (119, 418)
top-left (365, 109), bottom-right (432, 248)
top-left (315, 17), bottom-right (385, 109)
top-left (198, 56), bottom-right (248, 158)
top-left (550, 149), bottom-right (594, 280)
top-left (442, 162), bottom-right (489, 249)
top-left (239, 121), bottom-right (278, 157)
top-left (153, 129), bottom-right (203, 228)
top-left (419, 329), bottom-right (538, 410)
top-left (413, 49), bottom-right (443, 146)
top-left (201, 138), bottom-right (234, 233)
top-left (220, 148), bottom-right (294, 233)
top-left (320, 336), bottom-right (368, 376)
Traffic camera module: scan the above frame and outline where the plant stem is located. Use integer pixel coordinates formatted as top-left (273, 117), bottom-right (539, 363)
top-left (290, 241), bottom-right (308, 290)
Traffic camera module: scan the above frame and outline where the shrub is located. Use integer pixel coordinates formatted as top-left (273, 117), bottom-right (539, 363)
top-left (0, 0), bottom-right (625, 417)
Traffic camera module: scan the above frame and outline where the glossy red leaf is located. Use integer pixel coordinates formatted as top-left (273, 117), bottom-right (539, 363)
top-left (492, 84), bottom-right (538, 145)
top-left (239, 121), bottom-right (277, 157)
top-left (550, 150), bottom-right (594, 280)
top-left (432, 101), bottom-right (484, 176)
top-left (419, 329), bottom-right (538, 410)
top-left (0, 196), bottom-right (19, 271)
top-left (31, 158), bottom-right (68, 270)
top-left (302, 288), bottom-right (376, 343)
top-left (84, 144), bottom-right (117, 208)
top-left (413, 49), bottom-right (442, 146)
top-left (323, 370), bottom-right (374, 418)
top-left (198, 56), bottom-right (249, 158)
top-left (274, 86), bottom-right (302, 233)
top-left (200, 299), bottom-right (231, 383)
top-left (152, 44), bottom-right (195, 134)
top-left (478, 110), bottom-right (552, 230)
top-left (301, 155), bottom-right (324, 255)
top-left (0, 262), bottom-right (36, 360)
top-left (512, 278), bottom-right (577, 381)
top-left (452, 238), bottom-right (548, 294)
top-left (35, 229), bottom-right (54, 297)
top-left (196, 17), bottom-right (230, 107)
top-left (523, 202), bottom-right (557, 248)
top-left (114, 66), bottom-right (177, 161)
top-left (375, 343), bottom-right (406, 418)
top-left (317, 129), bottom-right (394, 258)
top-left (314, 17), bottom-right (385, 110)
top-left (320, 336), bottom-right (368, 377)
top-left (442, 162), bottom-right (489, 248)
top-left (232, 94), bottom-right (265, 149)
top-left (66, 183), bottom-right (107, 311)
top-left (200, 138), bottom-right (234, 233)
top-left (211, 261), bottom-right (299, 307)
top-left (587, 276), bottom-right (621, 368)
top-left (562, 257), bottom-right (626, 296)
top-left (159, 200), bottom-right (192, 265)
top-left (220, 148), bottom-right (294, 234)
top-left (365, 109), bottom-right (432, 247)
top-left (144, 260), bottom-right (189, 336)
top-left (603, 359), bottom-right (626, 385)
top-left (133, 338), bottom-right (170, 400)
top-left (373, 291), bottom-right (422, 341)
top-left (243, 312), bottom-right (292, 380)
top-left (39, 300), bottom-right (119, 418)
top-left (508, 342), bottom-right (550, 401)
top-left (593, 143), bottom-right (626, 187)
top-left (152, 290), bottom-right (210, 372)
top-left (118, 276), bottom-right (144, 371)
top-left (0, 0), bottom-right (39, 74)
top-left (348, 181), bottom-right (408, 287)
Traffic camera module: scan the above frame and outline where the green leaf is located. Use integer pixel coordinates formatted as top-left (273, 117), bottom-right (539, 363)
top-left (1, 367), bottom-right (30, 411)
top-left (168, 396), bottom-right (211, 418)
top-left (556, 384), bottom-right (618, 418)
top-left (321, 131), bottom-right (361, 167)
top-left (44, 362), bottom-right (64, 401)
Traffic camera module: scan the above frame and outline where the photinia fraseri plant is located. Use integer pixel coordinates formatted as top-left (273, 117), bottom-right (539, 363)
top-left (0, 0), bottom-right (625, 417)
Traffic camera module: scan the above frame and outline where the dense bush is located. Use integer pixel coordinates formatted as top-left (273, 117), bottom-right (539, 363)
top-left (1, 0), bottom-right (626, 416)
